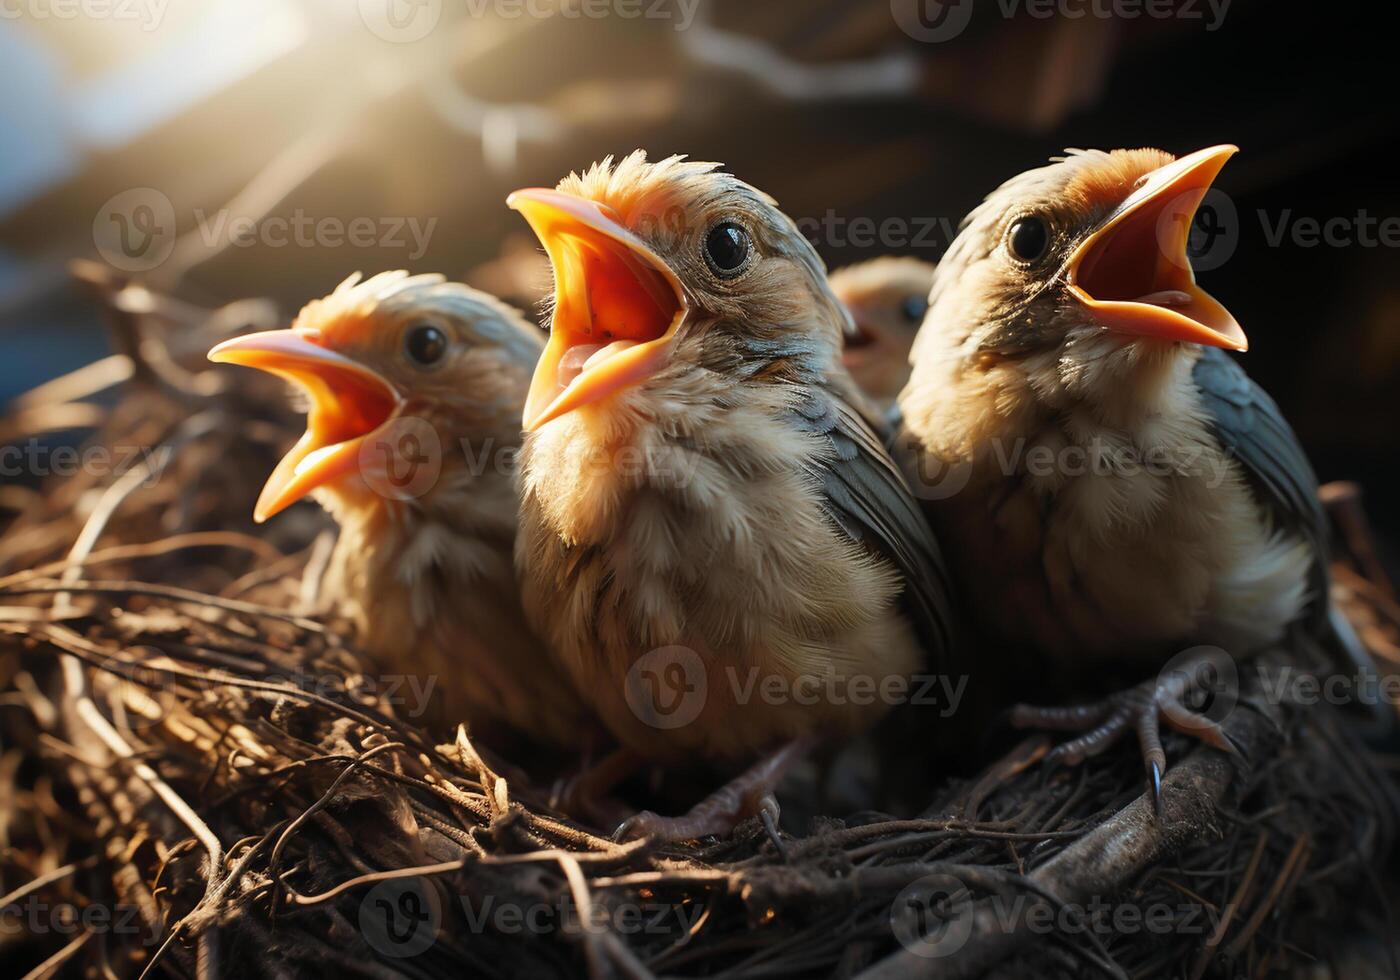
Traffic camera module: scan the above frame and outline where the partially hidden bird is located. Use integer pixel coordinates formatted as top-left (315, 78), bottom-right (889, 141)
top-left (896, 145), bottom-right (1364, 809)
top-left (208, 271), bottom-right (590, 747)
top-left (830, 256), bottom-right (936, 408)
top-left (507, 151), bottom-right (957, 840)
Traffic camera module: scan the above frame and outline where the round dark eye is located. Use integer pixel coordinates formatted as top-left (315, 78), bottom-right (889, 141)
top-left (1008, 215), bottom-right (1050, 263)
top-left (703, 221), bottom-right (752, 278)
top-left (900, 295), bottom-right (928, 324)
top-left (404, 323), bottom-right (447, 366)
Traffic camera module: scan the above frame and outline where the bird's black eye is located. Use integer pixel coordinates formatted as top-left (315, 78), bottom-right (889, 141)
top-left (900, 295), bottom-right (928, 324)
top-left (703, 221), bottom-right (752, 278)
top-left (404, 323), bottom-right (447, 366)
top-left (1008, 215), bottom-right (1050, 263)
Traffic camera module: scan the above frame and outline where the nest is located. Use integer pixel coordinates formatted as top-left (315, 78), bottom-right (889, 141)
top-left (2, 270), bottom-right (1399, 980)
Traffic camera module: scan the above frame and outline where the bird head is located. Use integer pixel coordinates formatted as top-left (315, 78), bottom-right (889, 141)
top-left (916, 145), bottom-right (1244, 391)
top-left (208, 271), bottom-right (541, 523)
top-left (831, 256), bottom-right (937, 402)
top-left (506, 151), bottom-right (848, 432)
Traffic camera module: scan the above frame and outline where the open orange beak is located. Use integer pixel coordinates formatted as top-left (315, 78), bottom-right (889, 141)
top-left (208, 330), bottom-right (400, 522)
top-left (1067, 144), bottom-right (1247, 352)
top-left (507, 188), bottom-right (686, 432)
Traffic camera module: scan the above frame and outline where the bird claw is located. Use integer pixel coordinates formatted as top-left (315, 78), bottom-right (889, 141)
top-left (612, 810), bottom-right (662, 843)
top-left (1011, 654), bottom-right (1237, 818)
top-left (1150, 759), bottom-right (1164, 818)
top-left (756, 795), bottom-right (788, 860)
top-left (609, 740), bottom-right (811, 844)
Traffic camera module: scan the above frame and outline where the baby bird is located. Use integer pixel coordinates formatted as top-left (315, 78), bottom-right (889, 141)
top-left (209, 272), bottom-right (589, 746)
top-left (507, 152), bottom-right (955, 840)
top-left (830, 256), bottom-right (937, 407)
top-left (897, 146), bottom-right (1351, 808)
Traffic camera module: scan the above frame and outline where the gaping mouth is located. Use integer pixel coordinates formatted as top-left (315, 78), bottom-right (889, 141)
top-left (208, 330), bottom-right (400, 521)
top-left (507, 187), bottom-right (686, 431)
top-left (1067, 144), bottom-right (1247, 352)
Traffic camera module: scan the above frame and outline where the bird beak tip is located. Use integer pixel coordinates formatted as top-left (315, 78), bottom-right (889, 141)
top-left (1068, 144), bottom-right (1246, 351)
top-left (509, 186), bottom-right (685, 428)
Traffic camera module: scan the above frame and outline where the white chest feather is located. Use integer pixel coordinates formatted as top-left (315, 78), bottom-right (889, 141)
top-left (517, 383), bottom-right (924, 762)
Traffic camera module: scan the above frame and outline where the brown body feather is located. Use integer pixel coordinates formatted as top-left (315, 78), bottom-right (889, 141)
top-left (274, 273), bottom-right (594, 743)
top-left (899, 150), bottom-right (1314, 673)
top-left (515, 153), bottom-right (952, 766)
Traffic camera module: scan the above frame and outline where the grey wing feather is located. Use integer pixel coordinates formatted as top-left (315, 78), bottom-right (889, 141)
top-left (1195, 348), bottom-right (1393, 735)
top-left (788, 387), bottom-right (957, 663)
top-left (1192, 346), bottom-right (1329, 630)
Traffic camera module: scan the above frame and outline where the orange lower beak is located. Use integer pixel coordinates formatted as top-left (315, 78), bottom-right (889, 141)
top-left (507, 188), bottom-right (686, 432)
top-left (208, 330), bottom-right (400, 521)
top-left (1067, 144), bottom-right (1247, 352)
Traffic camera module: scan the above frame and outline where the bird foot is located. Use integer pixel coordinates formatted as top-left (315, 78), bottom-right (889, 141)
top-left (614, 792), bottom-right (783, 847)
top-left (1009, 653), bottom-right (1240, 817)
top-left (612, 739), bottom-right (811, 846)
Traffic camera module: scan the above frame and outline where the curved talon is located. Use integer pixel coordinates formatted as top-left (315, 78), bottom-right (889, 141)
top-left (1150, 760), bottom-right (1164, 817)
top-left (612, 811), bottom-right (660, 842)
top-left (1014, 656), bottom-right (1236, 818)
top-left (607, 740), bottom-right (813, 844)
top-left (756, 796), bottom-right (788, 861)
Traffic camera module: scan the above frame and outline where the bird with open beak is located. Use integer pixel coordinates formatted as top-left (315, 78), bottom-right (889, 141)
top-left (508, 152), bottom-right (956, 841)
top-left (898, 146), bottom-right (1356, 810)
top-left (830, 256), bottom-right (937, 408)
top-left (208, 271), bottom-right (590, 746)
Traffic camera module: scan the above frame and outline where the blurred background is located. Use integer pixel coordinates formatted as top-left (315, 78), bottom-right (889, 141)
top-left (0, 0), bottom-right (1395, 537)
